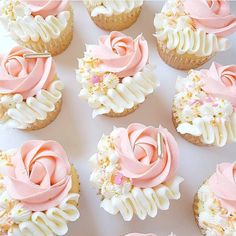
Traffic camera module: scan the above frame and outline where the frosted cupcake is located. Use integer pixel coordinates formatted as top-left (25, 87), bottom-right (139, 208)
top-left (0, 0), bottom-right (73, 56)
top-left (0, 46), bottom-right (64, 130)
top-left (90, 123), bottom-right (184, 221)
top-left (0, 140), bottom-right (80, 236)
top-left (173, 62), bottom-right (236, 147)
top-left (194, 162), bottom-right (236, 236)
top-left (77, 31), bottom-right (158, 118)
top-left (154, 0), bottom-right (236, 70)
top-left (83, 0), bottom-right (143, 31)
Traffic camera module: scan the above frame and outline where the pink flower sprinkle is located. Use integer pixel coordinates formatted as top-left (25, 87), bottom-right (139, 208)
top-left (212, 103), bottom-right (218, 107)
top-left (90, 75), bottom-right (101, 84)
top-left (114, 173), bottom-right (124, 185)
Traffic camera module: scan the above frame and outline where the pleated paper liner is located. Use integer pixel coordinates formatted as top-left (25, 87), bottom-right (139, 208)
top-left (157, 39), bottom-right (213, 71)
top-left (104, 104), bottom-right (139, 118)
top-left (88, 7), bottom-right (142, 31)
top-left (16, 5), bottom-right (74, 56)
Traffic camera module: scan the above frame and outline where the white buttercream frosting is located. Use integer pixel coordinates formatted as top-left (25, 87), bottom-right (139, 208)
top-left (8, 193), bottom-right (80, 236)
top-left (0, 0), bottom-right (71, 43)
top-left (77, 46), bottom-right (158, 118)
top-left (0, 80), bottom-right (64, 129)
top-left (154, 0), bottom-right (230, 57)
top-left (173, 71), bottom-right (236, 147)
top-left (90, 130), bottom-right (183, 221)
top-left (197, 183), bottom-right (236, 236)
top-left (83, 0), bottom-right (143, 17)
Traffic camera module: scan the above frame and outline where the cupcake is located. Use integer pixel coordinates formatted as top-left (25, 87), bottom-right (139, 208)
top-left (90, 123), bottom-right (184, 221)
top-left (154, 0), bottom-right (236, 70)
top-left (76, 31), bottom-right (158, 118)
top-left (83, 0), bottom-right (143, 31)
top-left (0, 0), bottom-right (73, 56)
top-left (194, 162), bottom-right (236, 236)
top-left (0, 140), bottom-right (80, 236)
top-left (173, 62), bottom-right (236, 147)
top-left (0, 46), bottom-right (64, 130)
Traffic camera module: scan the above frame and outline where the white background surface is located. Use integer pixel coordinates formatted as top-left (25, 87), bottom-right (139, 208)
top-left (0, 1), bottom-right (235, 236)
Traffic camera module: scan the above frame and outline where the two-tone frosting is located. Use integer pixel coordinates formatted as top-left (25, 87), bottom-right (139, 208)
top-left (0, 0), bottom-right (71, 43)
top-left (83, 0), bottom-right (143, 17)
top-left (0, 141), bottom-right (80, 236)
top-left (0, 46), bottom-right (63, 129)
top-left (154, 0), bottom-right (233, 57)
top-left (77, 31), bottom-right (158, 117)
top-left (173, 62), bottom-right (236, 147)
top-left (197, 163), bottom-right (236, 236)
top-left (90, 124), bottom-right (184, 221)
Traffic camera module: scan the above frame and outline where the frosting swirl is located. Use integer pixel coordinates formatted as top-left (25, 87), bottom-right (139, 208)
top-left (3, 140), bottom-right (72, 212)
top-left (20, 0), bottom-right (69, 18)
top-left (201, 62), bottom-right (236, 108)
top-left (90, 31), bottom-right (148, 78)
top-left (0, 46), bottom-right (55, 99)
top-left (183, 0), bottom-right (236, 37)
top-left (114, 123), bottom-right (179, 188)
top-left (209, 162), bottom-right (236, 213)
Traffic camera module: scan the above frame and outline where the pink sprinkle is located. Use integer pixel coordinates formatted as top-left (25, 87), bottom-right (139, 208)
top-left (212, 103), bottom-right (218, 107)
top-left (205, 97), bottom-right (212, 103)
top-left (90, 75), bottom-right (101, 84)
top-left (114, 173), bottom-right (124, 185)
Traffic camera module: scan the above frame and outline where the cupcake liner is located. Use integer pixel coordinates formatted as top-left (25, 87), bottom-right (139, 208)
top-left (16, 5), bottom-right (73, 56)
top-left (104, 104), bottom-right (139, 118)
top-left (70, 165), bottom-right (80, 195)
top-left (25, 98), bottom-right (62, 131)
top-left (157, 39), bottom-right (213, 70)
top-left (87, 7), bottom-right (142, 31)
top-left (193, 194), bottom-right (206, 235)
top-left (172, 108), bottom-right (208, 146)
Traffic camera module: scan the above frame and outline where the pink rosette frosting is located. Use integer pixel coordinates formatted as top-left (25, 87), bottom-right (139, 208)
top-left (183, 0), bottom-right (236, 37)
top-left (3, 140), bottom-right (72, 212)
top-left (90, 31), bottom-right (149, 78)
top-left (209, 162), bottom-right (236, 213)
top-left (20, 0), bottom-right (69, 18)
top-left (201, 62), bottom-right (236, 108)
top-left (0, 46), bottom-right (55, 99)
top-left (114, 123), bottom-right (179, 188)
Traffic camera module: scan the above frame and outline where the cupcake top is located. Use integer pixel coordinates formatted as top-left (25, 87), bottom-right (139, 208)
top-left (173, 62), bottom-right (236, 147)
top-left (197, 162), bottom-right (236, 235)
top-left (154, 0), bottom-right (236, 56)
top-left (0, 140), bottom-right (80, 236)
top-left (77, 31), bottom-right (158, 117)
top-left (90, 123), bottom-right (184, 221)
top-left (0, 0), bottom-right (71, 43)
top-left (83, 0), bottom-right (143, 17)
top-left (0, 46), bottom-right (63, 129)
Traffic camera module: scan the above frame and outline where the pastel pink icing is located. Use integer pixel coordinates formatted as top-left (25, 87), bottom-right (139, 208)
top-left (183, 0), bottom-right (236, 37)
top-left (3, 140), bottom-right (72, 212)
top-left (20, 0), bottom-right (69, 18)
top-left (114, 123), bottom-right (179, 188)
top-left (0, 46), bottom-right (55, 99)
top-left (209, 162), bottom-right (236, 213)
top-left (201, 62), bottom-right (236, 109)
top-left (90, 31), bottom-right (149, 78)
top-left (125, 234), bottom-right (157, 236)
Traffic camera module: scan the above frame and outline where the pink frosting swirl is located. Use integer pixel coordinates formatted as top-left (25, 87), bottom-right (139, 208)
top-left (114, 123), bottom-right (179, 188)
top-left (209, 162), bottom-right (236, 213)
top-left (183, 0), bottom-right (236, 37)
top-left (20, 0), bottom-right (69, 17)
top-left (90, 31), bottom-right (149, 78)
top-left (3, 140), bottom-right (72, 212)
top-left (0, 46), bottom-right (55, 99)
top-left (201, 62), bottom-right (236, 108)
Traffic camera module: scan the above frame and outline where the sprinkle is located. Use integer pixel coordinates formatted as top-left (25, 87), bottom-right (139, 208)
top-left (23, 52), bottom-right (51, 59)
top-left (157, 132), bottom-right (164, 159)
top-left (114, 173), bottom-right (124, 185)
top-left (212, 103), bottom-right (218, 107)
top-left (90, 75), bottom-right (101, 84)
